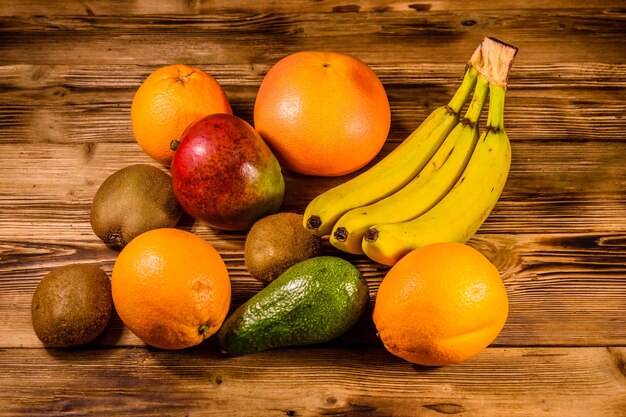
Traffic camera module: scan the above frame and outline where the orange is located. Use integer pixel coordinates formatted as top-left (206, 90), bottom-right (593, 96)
top-left (131, 64), bottom-right (232, 166)
top-left (111, 228), bottom-right (231, 349)
top-left (254, 51), bottom-right (391, 177)
top-left (373, 242), bottom-right (509, 366)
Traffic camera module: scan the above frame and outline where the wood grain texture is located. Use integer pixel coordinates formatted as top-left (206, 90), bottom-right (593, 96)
top-left (1, 347), bottom-right (625, 416)
top-left (2, 141), bottom-right (626, 218)
top-left (1, 64), bottom-right (624, 144)
top-left (3, 245), bottom-right (626, 349)
top-left (3, 0), bottom-right (626, 15)
top-left (1, 0), bottom-right (626, 414)
top-left (0, 10), bottom-right (625, 65)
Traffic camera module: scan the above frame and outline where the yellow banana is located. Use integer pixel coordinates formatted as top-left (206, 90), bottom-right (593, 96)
top-left (362, 82), bottom-right (512, 266)
top-left (330, 76), bottom-right (490, 254)
top-left (303, 64), bottom-right (478, 237)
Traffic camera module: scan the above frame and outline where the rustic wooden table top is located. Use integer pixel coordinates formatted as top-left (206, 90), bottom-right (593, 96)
top-left (1, 1), bottom-right (626, 416)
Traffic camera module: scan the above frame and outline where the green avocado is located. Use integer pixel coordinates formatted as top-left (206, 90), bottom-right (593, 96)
top-left (217, 256), bottom-right (369, 356)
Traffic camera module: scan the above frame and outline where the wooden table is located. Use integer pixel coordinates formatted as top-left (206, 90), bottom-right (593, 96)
top-left (1, 1), bottom-right (625, 415)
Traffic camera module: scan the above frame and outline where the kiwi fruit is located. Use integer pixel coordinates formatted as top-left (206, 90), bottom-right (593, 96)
top-left (245, 212), bottom-right (321, 283)
top-left (31, 264), bottom-right (112, 347)
top-left (90, 164), bottom-right (182, 247)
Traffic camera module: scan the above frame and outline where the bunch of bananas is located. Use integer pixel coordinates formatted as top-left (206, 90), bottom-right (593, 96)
top-left (303, 37), bottom-right (518, 266)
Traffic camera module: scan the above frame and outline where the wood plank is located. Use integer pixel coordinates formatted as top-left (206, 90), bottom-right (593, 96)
top-left (1, 64), bottom-right (624, 144)
top-left (1, 141), bottom-right (625, 207)
top-left (3, 63), bottom-right (624, 90)
top-left (2, 0), bottom-right (625, 16)
top-left (2, 228), bottom-right (626, 348)
top-left (0, 347), bottom-right (624, 416)
top-left (0, 11), bottom-right (625, 65)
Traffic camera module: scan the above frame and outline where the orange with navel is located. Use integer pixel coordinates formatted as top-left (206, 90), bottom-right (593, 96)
top-left (111, 228), bottom-right (231, 349)
top-left (373, 242), bottom-right (509, 366)
top-left (254, 51), bottom-right (391, 177)
top-left (131, 64), bottom-right (232, 166)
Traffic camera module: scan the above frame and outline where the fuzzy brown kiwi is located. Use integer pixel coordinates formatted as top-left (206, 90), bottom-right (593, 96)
top-left (31, 264), bottom-right (113, 347)
top-left (245, 213), bottom-right (322, 283)
top-left (90, 164), bottom-right (183, 247)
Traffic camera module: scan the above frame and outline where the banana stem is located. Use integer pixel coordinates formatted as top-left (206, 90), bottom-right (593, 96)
top-left (486, 84), bottom-right (506, 131)
top-left (482, 37), bottom-right (518, 88)
top-left (447, 66), bottom-right (478, 114)
top-left (463, 76), bottom-right (489, 125)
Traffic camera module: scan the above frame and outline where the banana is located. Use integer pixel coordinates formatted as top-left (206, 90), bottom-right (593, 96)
top-left (303, 63), bottom-right (479, 237)
top-left (362, 82), bottom-right (512, 266)
top-left (330, 76), bottom-right (490, 254)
